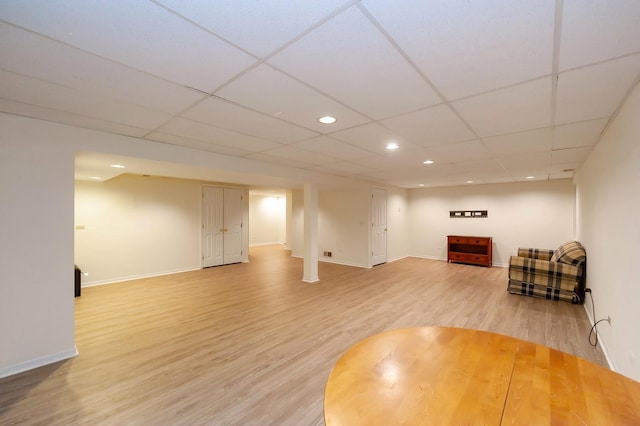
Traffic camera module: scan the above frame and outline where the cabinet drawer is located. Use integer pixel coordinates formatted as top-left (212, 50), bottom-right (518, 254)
top-left (448, 236), bottom-right (468, 244)
top-left (467, 254), bottom-right (489, 264)
top-left (468, 237), bottom-right (490, 246)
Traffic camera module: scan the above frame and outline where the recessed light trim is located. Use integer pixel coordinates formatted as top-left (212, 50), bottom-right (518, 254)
top-left (386, 142), bottom-right (399, 150)
top-left (318, 115), bottom-right (336, 124)
top-left (423, 160), bottom-right (434, 165)
top-left (110, 164), bottom-right (126, 169)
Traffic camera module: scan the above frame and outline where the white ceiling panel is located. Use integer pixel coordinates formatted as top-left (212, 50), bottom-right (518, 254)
top-left (555, 55), bottom-right (640, 125)
top-left (498, 152), bottom-right (550, 175)
top-left (292, 136), bottom-right (375, 161)
top-left (215, 65), bottom-right (369, 132)
top-left (0, 71), bottom-right (171, 130)
top-left (453, 78), bottom-right (552, 137)
top-left (0, 98), bottom-right (149, 138)
top-left (308, 161), bottom-right (380, 176)
top-left (426, 140), bottom-right (493, 163)
top-left (0, 0), bottom-right (256, 92)
top-left (154, 117), bottom-right (281, 154)
top-left (552, 118), bottom-right (608, 150)
top-left (551, 147), bottom-right (593, 164)
top-left (380, 104), bottom-right (476, 147)
top-left (483, 128), bottom-right (552, 156)
top-left (154, 0), bottom-right (352, 58)
top-left (0, 23), bottom-right (206, 114)
top-left (362, 0), bottom-right (555, 100)
top-left (182, 97), bottom-right (318, 144)
top-left (144, 132), bottom-right (254, 157)
top-left (330, 122), bottom-right (417, 155)
top-left (560, 0), bottom-right (640, 71)
top-left (249, 145), bottom-right (339, 167)
top-left (268, 6), bottom-right (441, 119)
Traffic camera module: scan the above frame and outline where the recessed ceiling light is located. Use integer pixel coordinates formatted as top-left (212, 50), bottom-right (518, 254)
top-left (111, 164), bottom-right (126, 169)
top-left (90, 176), bottom-right (102, 180)
top-left (318, 115), bottom-right (336, 124)
top-left (466, 180), bottom-right (474, 184)
top-left (386, 142), bottom-right (399, 150)
top-left (419, 184), bottom-right (425, 187)
top-left (423, 160), bottom-right (434, 165)
top-left (526, 176), bottom-right (535, 179)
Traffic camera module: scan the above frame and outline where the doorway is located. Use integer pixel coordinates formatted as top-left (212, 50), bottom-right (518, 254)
top-left (202, 186), bottom-right (244, 267)
top-left (371, 188), bottom-right (387, 266)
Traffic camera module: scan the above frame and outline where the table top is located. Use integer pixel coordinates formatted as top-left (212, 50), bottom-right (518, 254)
top-left (324, 327), bottom-right (640, 425)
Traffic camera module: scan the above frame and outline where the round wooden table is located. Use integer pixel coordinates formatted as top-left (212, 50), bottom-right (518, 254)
top-left (324, 327), bottom-right (640, 425)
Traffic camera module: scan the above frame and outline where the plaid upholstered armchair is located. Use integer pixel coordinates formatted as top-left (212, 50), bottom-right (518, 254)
top-left (507, 241), bottom-right (586, 304)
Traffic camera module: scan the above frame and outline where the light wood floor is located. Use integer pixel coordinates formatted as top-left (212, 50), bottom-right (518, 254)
top-left (0, 245), bottom-right (606, 425)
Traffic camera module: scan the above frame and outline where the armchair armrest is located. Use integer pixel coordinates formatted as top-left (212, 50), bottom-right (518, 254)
top-left (516, 247), bottom-right (554, 261)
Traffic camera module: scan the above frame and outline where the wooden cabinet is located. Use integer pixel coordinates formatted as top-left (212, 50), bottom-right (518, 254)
top-left (447, 235), bottom-right (492, 267)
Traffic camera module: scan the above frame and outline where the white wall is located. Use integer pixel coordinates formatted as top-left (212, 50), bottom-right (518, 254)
top-left (575, 82), bottom-right (640, 382)
top-left (75, 175), bottom-right (202, 285)
top-left (0, 119), bottom-right (76, 378)
top-left (408, 179), bottom-right (575, 266)
top-left (318, 190), bottom-right (370, 267)
top-left (249, 194), bottom-right (286, 246)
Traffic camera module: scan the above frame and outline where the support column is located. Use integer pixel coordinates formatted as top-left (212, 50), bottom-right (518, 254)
top-left (302, 183), bottom-right (319, 283)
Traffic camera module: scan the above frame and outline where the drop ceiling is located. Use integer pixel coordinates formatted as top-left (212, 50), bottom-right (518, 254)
top-left (1, 0), bottom-right (639, 189)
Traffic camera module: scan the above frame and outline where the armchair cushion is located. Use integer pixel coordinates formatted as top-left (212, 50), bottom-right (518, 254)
top-left (508, 241), bottom-right (586, 303)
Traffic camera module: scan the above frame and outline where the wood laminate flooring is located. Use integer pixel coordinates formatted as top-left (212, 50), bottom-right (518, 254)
top-left (0, 245), bottom-right (607, 425)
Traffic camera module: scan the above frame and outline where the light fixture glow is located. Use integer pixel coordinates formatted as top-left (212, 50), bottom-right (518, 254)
top-left (318, 115), bottom-right (336, 124)
top-left (90, 176), bottom-right (102, 180)
top-left (526, 176), bottom-right (535, 179)
top-left (386, 142), bottom-right (399, 150)
top-left (466, 180), bottom-right (474, 184)
top-left (418, 184), bottom-right (425, 187)
top-left (423, 160), bottom-right (434, 165)
top-left (110, 164), bottom-right (126, 169)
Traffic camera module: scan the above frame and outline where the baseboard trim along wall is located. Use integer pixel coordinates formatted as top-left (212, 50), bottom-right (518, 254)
top-left (81, 266), bottom-right (201, 288)
top-left (0, 346), bottom-right (78, 379)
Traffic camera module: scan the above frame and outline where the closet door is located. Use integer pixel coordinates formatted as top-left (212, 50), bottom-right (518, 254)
top-left (202, 186), bottom-right (224, 267)
top-left (223, 188), bottom-right (243, 264)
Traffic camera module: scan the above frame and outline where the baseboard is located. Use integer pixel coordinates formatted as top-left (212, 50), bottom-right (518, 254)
top-left (82, 266), bottom-right (201, 288)
top-left (0, 346), bottom-right (78, 379)
top-left (409, 255), bottom-right (508, 268)
top-left (583, 304), bottom-right (617, 372)
top-left (249, 242), bottom-right (285, 247)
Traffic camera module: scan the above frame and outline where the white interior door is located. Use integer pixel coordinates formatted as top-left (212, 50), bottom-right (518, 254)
top-left (202, 186), bottom-right (224, 267)
top-left (223, 188), bottom-right (243, 264)
top-left (371, 188), bottom-right (387, 266)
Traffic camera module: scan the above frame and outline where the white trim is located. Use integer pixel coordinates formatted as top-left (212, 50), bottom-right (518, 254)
top-left (583, 304), bottom-right (617, 372)
top-left (0, 346), bottom-right (78, 379)
top-left (81, 266), bottom-right (201, 287)
top-left (320, 258), bottom-right (370, 269)
top-left (249, 241), bottom-right (285, 247)
top-left (408, 255), bottom-right (508, 268)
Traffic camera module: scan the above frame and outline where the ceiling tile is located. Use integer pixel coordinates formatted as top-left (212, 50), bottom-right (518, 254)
top-left (0, 98), bottom-right (149, 138)
top-left (551, 147), bottom-right (593, 164)
top-left (144, 132), bottom-right (254, 157)
top-left (560, 0), bottom-right (640, 71)
top-left (291, 136), bottom-right (375, 161)
top-left (497, 152), bottom-right (550, 177)
top-left (182, 97), bottom-right (318, 144)
top-left (155, 0), bottom-right (352, 58)
top-left (426, 140), bottom-right (493, 163)
top-left (362, 0), bottom-right (555, 100)
top-left (248, 145), bottom-right (339, 167)
top-left (330, 122), bottom-right (418, 154)
top-left (0, 0), bottom-right (256, 92)
top-left (555, 54), bottom-right (640, 125)
top-left (0, 70), bottom-right (171, 130)
top-left (483, 128), bottom-right (552, 156)
top-left (155, 117), bottom-right (281, 153)
top-left (268, 6), bottom-right (441, 119)
top-left (452, 78), bottom-right (552, 137)
top-left (0, 23), bottom-right (206, 114)
top-left (308, 161), bottom-right (380, 176)
top-left (380, 104), bottom-right (476, 147)
top-left (215, 65), bottom-right (369, 132)
top-left (552, 118), bottom-right (608, 150)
